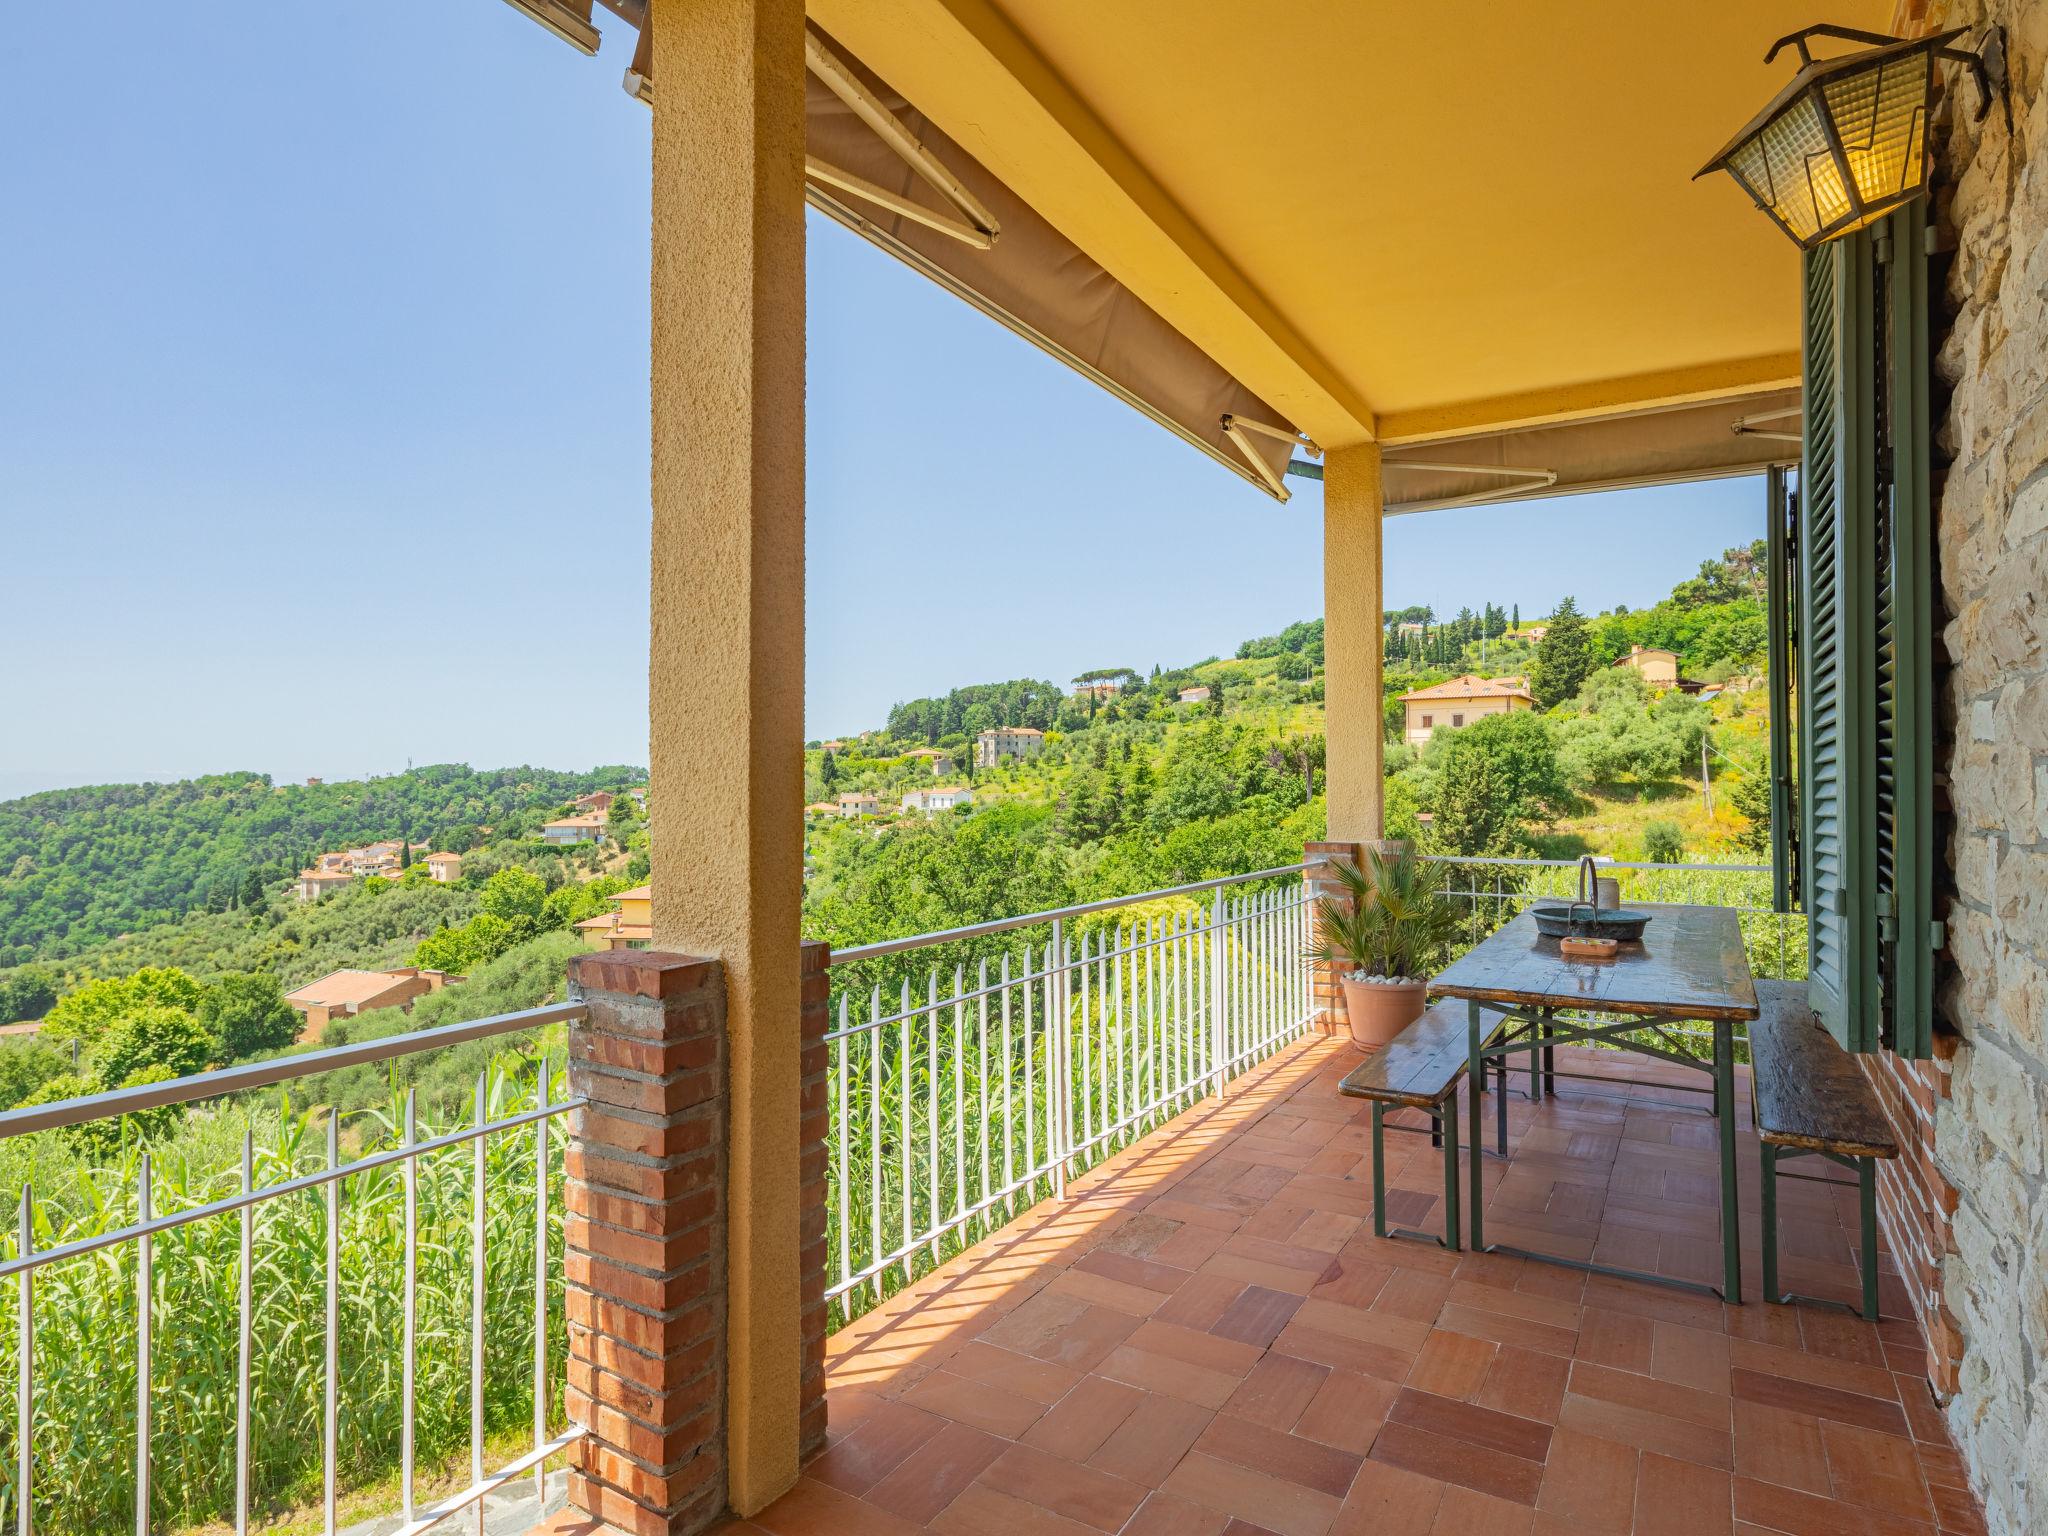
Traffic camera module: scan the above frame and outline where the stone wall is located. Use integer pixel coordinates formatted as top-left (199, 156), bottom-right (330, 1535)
top-left (1907, 3), bottom-right (2048, 1529)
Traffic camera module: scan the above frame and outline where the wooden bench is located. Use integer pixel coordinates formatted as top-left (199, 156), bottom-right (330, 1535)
top-left (1338, 1002), bottom-right (1510, 1249)
top-left (1750, 979), bottom-right (1900, 1320)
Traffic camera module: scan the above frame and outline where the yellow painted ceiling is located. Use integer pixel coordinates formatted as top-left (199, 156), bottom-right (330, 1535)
top-left (809, 0), bottom-right (1896, 446)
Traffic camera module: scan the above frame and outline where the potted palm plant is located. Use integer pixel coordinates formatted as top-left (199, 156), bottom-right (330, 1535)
top-left (1312, 844), bottom-right (1463, 1049)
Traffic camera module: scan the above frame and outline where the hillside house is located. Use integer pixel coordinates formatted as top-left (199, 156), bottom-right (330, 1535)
top-left (1399, 673), bottom-right (1534, 747)
top-left (900, 747), bottom-right (955, 775)
top-left (540, 813), bottom-right (608, 846)
top-left (424, 851), bottom-right (463, 883)
top-left (900, 786), bottom-right (972, 815)
top-left (1177, 685), bottom-right (1212, 704)
top-left (575, 884), bottom-right (653, 950)
top-left (1614, 643), bottom-right (1682, 688)
top-left (834, 791), bottom-right (883, 818)
top-left (574, 790), bottom-right (616, 814)
top-left (284, 966), bottom-right (462, 1036)
top-left (294, 868), bottom-right (354, 902)
top-left (1071, 680), bottom-right (1122, 699)
top-left (973, 726), bottom-right (1043, 768)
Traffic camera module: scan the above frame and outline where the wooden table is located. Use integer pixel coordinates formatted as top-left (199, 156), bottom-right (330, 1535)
top-left (1430, 903), bottom-right (1759, 1301)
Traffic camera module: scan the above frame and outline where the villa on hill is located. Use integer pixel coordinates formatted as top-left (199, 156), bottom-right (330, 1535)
top-left (284, 966), bottom-right (462, 1037)
top-left (540, 813), bottom-right (608, 846)
top-left (1398, 673), bottom-right (1534, 747)
top-left (974, 726), bottom-right (1043, 768)
top-left (294, 839), bottom-right (436, 900)
top-left (901, 786), bottom-right (972, 815)
top-left (576, 884), bottom-right (653, 951)
top-left (1614, 643), bottom-right (1683, 688)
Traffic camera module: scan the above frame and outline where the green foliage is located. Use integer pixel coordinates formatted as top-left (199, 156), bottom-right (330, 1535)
top-left (480, 867), bottom-right (548, 923)
top-left (887, 679), bottom-right (1064, 743)
top-left (1728, 753), bottom-right (1773, 857)
top-left (1235, 618), bottom-right (1324, 664)
top-left (1529, 597), bottom-right (1593, 707)
top-left (42, 968), bottom-right (205, 1048)
top-left (1419, 711), bottom-right (1569, 856)
top-left (1642, 819), bottom-right (1687, 865)
top-left (0, 1039), bottom-right (71, 1111)
top-left (88, 1002), bottom-right (217, 1085)
top-left (1310, 845), bottom-right (1462, 980)
top-left (196, 971), bottom-right (299, 1059)
top-left (1554, 670), bottom-right (1712, 786)
top-left (0, 763), bottom-right (643, 966)
top-left (0, 966), bottom-right (57, 1025)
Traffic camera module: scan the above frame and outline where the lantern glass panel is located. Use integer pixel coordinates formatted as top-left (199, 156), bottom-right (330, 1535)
top-left (1822, 51), bottom-right (1931, 207)
top-left (1753, 92), bottom-right (1844, 242)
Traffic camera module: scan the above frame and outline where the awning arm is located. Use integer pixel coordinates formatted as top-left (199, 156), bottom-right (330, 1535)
top-left (1220, 417), bottom-right (1295, 502)
top-left (804, 156), bottom-right (993, 249)
top-left (1733, 405), bottom-right (1803, 443)
top-left (1221, 413), bottom-right (1322, 459)
top-left (805, 27), bottom-right (1001, 244)
top-left (1384, 460), bottom-right (1558, 513)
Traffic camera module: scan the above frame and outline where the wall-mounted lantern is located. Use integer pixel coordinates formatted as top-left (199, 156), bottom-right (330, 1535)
top-left (1695, 24), bottom-right (2003, 249)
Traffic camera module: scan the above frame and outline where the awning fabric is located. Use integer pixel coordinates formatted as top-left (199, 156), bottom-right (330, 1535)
top-left (1380, 387), bottom-right (1801, 515)
top-left (801, 29), bottom-right (1298, 497)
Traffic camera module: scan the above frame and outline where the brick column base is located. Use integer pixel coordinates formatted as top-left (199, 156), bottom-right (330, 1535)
top-left (564, 951), bottom-right (728, 1536)
top-left (798, 941), bottom-right (830, 1461)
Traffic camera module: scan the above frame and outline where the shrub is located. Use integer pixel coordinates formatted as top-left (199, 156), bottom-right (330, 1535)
top-left (1643, 820), bottom-right (1687, 865)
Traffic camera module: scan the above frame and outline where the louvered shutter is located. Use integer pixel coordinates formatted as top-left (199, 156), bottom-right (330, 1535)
top-left (1876, 199), bottom-right (1936, 1059)
top-left (1766, 464), bottom-right (1797, 915)
top-left (1800, 232), bottom-right (1879, 1053)
top-left (1796, 204), bottom-right (1935, 1057)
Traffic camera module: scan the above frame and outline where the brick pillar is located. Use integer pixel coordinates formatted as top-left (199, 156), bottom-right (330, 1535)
top-left (563, 950), bottom-right (728, 1536)
top-left (797, 941), bottom-right (830, 1460)
top-left (1306, 842), bottom-right (1364, 1039)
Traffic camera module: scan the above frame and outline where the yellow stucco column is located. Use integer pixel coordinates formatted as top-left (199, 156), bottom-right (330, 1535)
top-left (648, 0), bottom-right (806, 1515)
top-left (1323, 443), bottom-right (1385, 842)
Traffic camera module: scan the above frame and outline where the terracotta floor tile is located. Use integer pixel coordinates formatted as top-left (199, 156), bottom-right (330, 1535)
top-left (1212, 1283), bottom-right (1308, 1348)
top-left (812, 1044), bottom-right (1975, 1536)
top-left (806, 1397), bottom-right (946, 1494)
top-left (1405, 1328), bottom-right (1497, 1401)
top-left (977, 1442), bottom-right (1149, 1532)
top-left (1021, 1373), bottom-right (1144, 1462)
top-left (1729, 1367), bottom-right (1911, 1438)
top-left (1733, 1475), bottom-right (1937, 1536)
top-left (980, 1291), bottom-right (1141, 1371)
top-left (1650, 1320), bottom-right (1731, 1394)
top-left (1634, 1450), bottom-right (1732, 1536)
top-left (1293, 1368), bottom-right (1402, 1455)
top-left (899, 1369), bottom-right (1047, 1438)
top-left (928, 1482), bottom-right (1100, 1536)
top-left (1822, 1419), bottom-right (1935, 1524)
top-left (1088, 1390), bottom-right (1215, 1486)
top-left (1368, 1420), bottom-right (1544, 1507)
top-left (1533, 1425), bottom-right (1638, 1535)
top-left (1194, 1413), bottom-right (1364, 1499)
top-left (1474, 1345), bottom-right (1569, 1425)
top-left (1732, 1398), bottom-right (1831, 1496)
top-left (943, 1339), bottom-right (1083, 1406)
top-left (1572, 1307), bottom-right (1655, 1374)
top-left (1387, 1386), bottom-right (1552, 1463)
top-left (1553, 1393), bottom-right (1732, 1471)
top-left (1430, 1484), bottom-right (1535, 1535)
top-left (751, 1476), bottom-right (926, 1536)
top-left (1121, 1490), bottom-right (1235, 1536)
top-left (863, 1420), bottom-right (1009, 1525)
top-left (1225, 1352), bottom-right (1330, 1431)
top-left (1161, 1450), bottom-right (1346, 1536)
top-left (1566, 1359), bottom-right (1731, 1429)
top-left (1329, 1458), bottom-right (1446, 1536)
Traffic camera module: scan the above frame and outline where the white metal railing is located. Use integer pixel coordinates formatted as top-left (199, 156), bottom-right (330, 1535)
top-left (1421, 854), bottom-right (1805, 983)
top-left (823, 865), bottom-right (1312, 1319)
top-left (0, 1003), bottom-right (582, 1536)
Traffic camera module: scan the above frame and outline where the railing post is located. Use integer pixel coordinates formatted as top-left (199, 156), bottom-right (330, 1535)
top-left (1050, 917), bottom-right (1068, 1197)
top-left (1209, 887), bottom-right (1228, 1095)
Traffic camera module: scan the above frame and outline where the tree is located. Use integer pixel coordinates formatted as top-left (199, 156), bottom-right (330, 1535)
top-left (820, 750), bottom-right (840, 789)
top-left (1728, 754), bottom-right (1773, 857)
top-left (1529, 597), bottom-right (1593, 707)
top-left (41, 968), bottom-right (206, 1048)
top-left (1642, 820), bottom-right (1686, 865)
top-left (480, 867), bottom-right (548, 924)
top-left (199, 972), bottom-right (300, 1059)
top-left (1422, 711), bottom-right (1569, 855)
top-left (0, 966), bottom-right (59, 1026)
top-left (90, 1002), bottom-right (218, 1086)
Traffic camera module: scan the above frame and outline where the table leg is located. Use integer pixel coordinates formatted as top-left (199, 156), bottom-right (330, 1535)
top-left (1543, 1011), bottom-right (1556, 1096)
top-left (1716, 1019), bottom-right (1741, 1303)
top-left (1468, 1001), bottom-right (1485, 1252)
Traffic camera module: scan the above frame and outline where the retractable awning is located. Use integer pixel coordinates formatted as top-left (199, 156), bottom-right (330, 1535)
top-left (613, 9), bottom-right (1303, 499)
top-left (1376, 387), bottom-right (1801, 515)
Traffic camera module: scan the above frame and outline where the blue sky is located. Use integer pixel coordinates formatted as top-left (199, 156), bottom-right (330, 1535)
top-left (0, 3), bottom-right (1763, 801)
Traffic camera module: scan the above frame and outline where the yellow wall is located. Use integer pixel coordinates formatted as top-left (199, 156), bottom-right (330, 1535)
top-left (1403, 693), bottom-right (1529, 749)
top-left (648, 0), bottom-right (806, 1513)
top-left (1323, 444), bottom-right (1383, 841)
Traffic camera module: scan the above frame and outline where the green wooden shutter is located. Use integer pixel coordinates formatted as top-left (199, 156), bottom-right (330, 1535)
top-left (1766, 465), bottom-right (1797, 915)
top-left (1797, 203), bottom-right (1936, 1057)
top-left (1800, 232), bottom-right (1880, 1053)
top-left (1877, 200), bottom-right (1935, 1059)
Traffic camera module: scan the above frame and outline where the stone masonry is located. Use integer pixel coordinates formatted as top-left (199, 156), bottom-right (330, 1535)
top-left (1896, 3), bottom-right (2048, 1529)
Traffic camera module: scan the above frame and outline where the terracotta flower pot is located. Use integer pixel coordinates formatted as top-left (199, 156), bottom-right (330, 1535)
top-left (1338, 975), bottom-right (1429, 1050)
